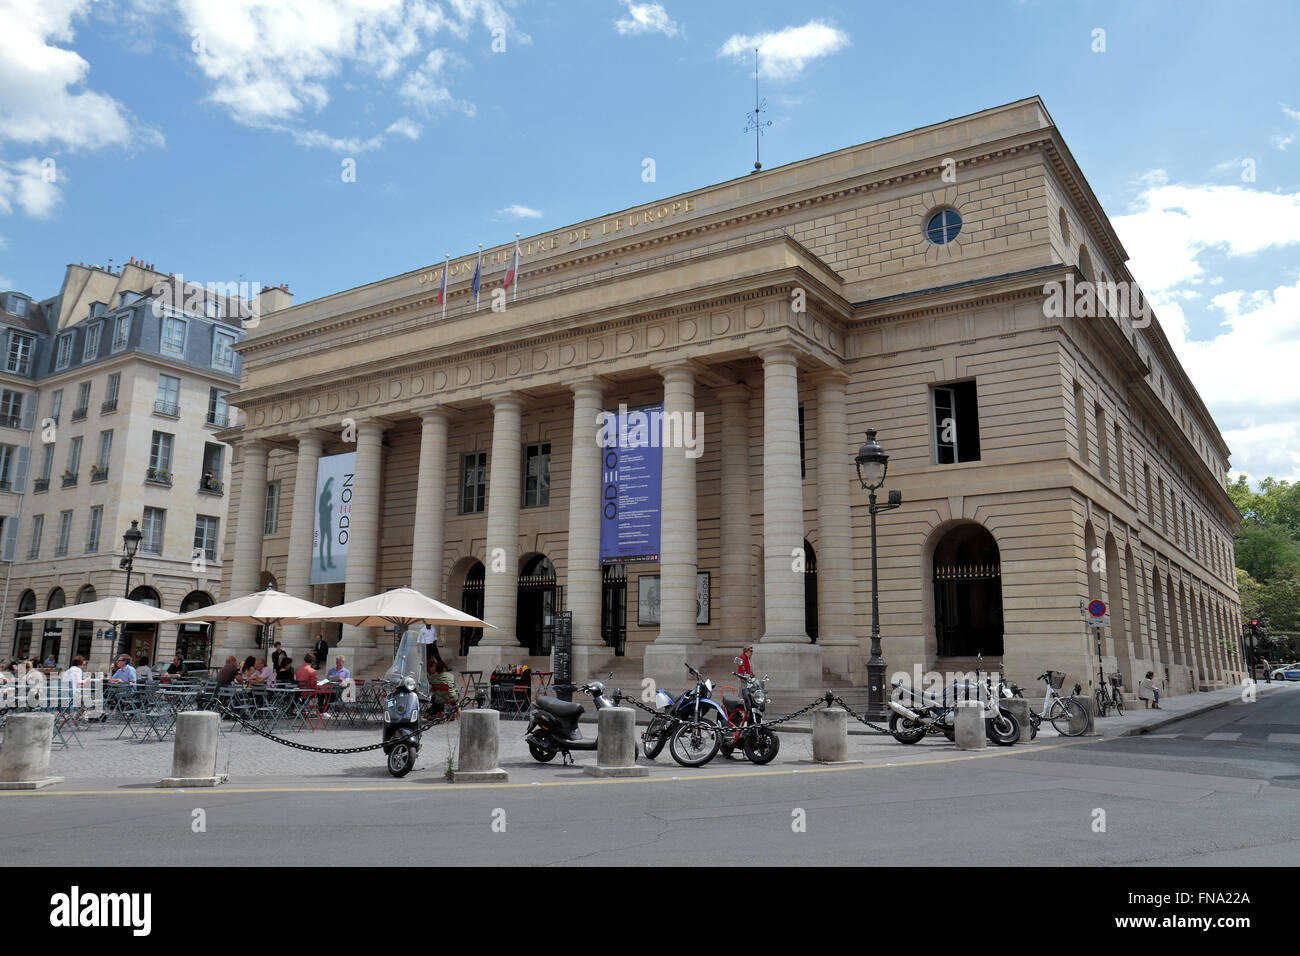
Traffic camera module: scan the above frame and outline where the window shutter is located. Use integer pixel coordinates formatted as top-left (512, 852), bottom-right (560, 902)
top-left (20, 393), bottom-right (35, 430)
top-left (2, 516), bottom-right (18, 562)
top-left (12, 445), bottom-right (29, 493)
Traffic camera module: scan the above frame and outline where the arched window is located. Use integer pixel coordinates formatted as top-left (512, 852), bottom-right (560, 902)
top-left (803, 539), bottom-right (818, 642)
top-left (925, 208), bottom-right (962, 244)
top-left (73, 585), bottom-right (97, 661)
top-left (178, 591), bottom-right (215, 667)
top-left (931, 523), bottom-right (1003, 657)
top-left (12, 589), bottom-right (35, 659)
top-left (459, 560), bottom-right (485, 655)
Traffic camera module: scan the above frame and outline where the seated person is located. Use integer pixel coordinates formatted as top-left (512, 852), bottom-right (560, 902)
top-left (162, 653), bottom-right (187, 682)
top-left (237, 655), bottom-right (257, 683)
top-left (214, 655), bottom-right (240, 686)
top-left (274, 656), bottom-right (296, 683)
top-left (109, 655), bottom-right (137, 684)
top-left (135, 655), bottom-right (153, 682)
top-left (248, 658), bottom-right (274, 684)
top-left (326, 655), bottom-right (350, 683)
top-left (295, 653), bottom-right (318, 688)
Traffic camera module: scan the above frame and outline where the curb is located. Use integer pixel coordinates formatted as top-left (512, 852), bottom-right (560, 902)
top-left (1112, 682), bottom-right (1291, 738)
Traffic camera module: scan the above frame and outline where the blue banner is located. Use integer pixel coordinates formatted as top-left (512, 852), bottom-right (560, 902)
top-left (599, 403), bottom-right (663, 564)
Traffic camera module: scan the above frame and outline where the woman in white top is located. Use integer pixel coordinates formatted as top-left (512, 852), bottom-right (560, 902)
top-left (135, 655), bottom-right (153, 682)
top-left (63, 655), bottom-right (86, 686)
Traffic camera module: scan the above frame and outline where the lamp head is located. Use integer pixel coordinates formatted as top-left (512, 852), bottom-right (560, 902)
top-left (122, 519), bottom-right (143, 558)
top-left (855, 429), bottom-right (888, 490)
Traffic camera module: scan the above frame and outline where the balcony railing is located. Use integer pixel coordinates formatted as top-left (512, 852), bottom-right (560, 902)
top-left (33, 477), bottom-right (49, 493)
top-left (154, 400), bottom-right (179, 418)
top-left (145, 467), bottom-right (173, 486)
top-left (0, 479), bottom-right (10, 492)
top-left (71, 407), bottom-right (88, 422)
top-left (205, 411), bottom-right (230, 428)
top-left (101, 399), bottom-right (118, 414)
top-left (90, 465), bottom-right (109, 483)
top-left (198, 476), bottom-right (225, 495)
top-left (0, 413), bottom-right (21, 429)
top-left (61, 473), bottom-right (78, 488)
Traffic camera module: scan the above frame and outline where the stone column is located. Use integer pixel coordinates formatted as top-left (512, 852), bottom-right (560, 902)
top-left (813, 371), bottom-right (858, 681)
top-left (342, 417), bottom-right (389, 654)
top-left (717, 385), bottom-right (753, 653)
top-left (410, 407), bottom-right (450, 596)
top-left (567, 378), bottom-right (607, 680)
top-left (226, 439), bottom-right (268, 650)
top-left (468, 394), bottom-right (524, 673)
top-left (754, 346), bottom-right (819, 688)
top-left (643, 361), bottom-right (701, 691)
top-left (281, 429), bottom-right (327, 651)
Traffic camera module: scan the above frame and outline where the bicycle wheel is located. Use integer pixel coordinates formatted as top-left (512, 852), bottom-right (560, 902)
top-left (1049, 698), bottom-right (1089, 736)
top-left (1113, 690), bottom-right (1124, 716)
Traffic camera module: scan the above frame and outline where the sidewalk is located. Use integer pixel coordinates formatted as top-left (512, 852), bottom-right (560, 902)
top-left (1100, 679), bottom-right (1299, 737)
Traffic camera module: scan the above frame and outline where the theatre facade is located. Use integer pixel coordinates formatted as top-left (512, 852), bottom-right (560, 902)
top-left (216, 97), bottom-right (1245, 696)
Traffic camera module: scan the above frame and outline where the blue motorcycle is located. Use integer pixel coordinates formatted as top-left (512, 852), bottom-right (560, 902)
top-left (641, 662), bottom-right (727, 763)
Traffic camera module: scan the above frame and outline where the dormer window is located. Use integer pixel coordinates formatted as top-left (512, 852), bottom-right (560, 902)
top-left (55, 334), bottom-right (74, 370)
top-left (161, 316), bottom-right (186, 355)
top-left (89, 301), bottom-right (106, 318)
top-left (7, 295), bottom-right (29, 318)
top-left (83, 322), bottom-right (102, 360)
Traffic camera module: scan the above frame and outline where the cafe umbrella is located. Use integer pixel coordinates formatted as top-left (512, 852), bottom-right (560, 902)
top-left (19, 596), bottom-right (191, 666)
top-left (169, 587), bottom-right (329, 630)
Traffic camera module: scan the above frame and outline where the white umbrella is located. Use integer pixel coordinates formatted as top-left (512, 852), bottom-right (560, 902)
top-left (19, 596), bottom-right (185, 624)
top-left (169, 588), bottom-right (328, 627)
top-left (295, 586), bottom-right (493, 631)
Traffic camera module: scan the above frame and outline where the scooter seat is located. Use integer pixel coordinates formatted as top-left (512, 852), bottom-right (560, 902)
top-left (722, 695), bottom-right (744, 712)
top-left (534, 696), bottom-right (584, 719)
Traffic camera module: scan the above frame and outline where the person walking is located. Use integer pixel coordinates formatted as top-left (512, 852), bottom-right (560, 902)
top-left (737, 644), bottom-right (754, 677)
top-left (1261, 657), bottom-right (1273, 683)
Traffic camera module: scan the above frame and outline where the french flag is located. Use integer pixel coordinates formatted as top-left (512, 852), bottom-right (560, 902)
top-left (436, 257), bottom-right (448, 305)
top-left (504, 234), bottom-right (520, 292)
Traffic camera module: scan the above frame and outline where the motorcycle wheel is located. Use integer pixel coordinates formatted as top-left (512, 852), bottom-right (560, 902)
top-left (888, 712), bottom-right (927, 745)
top-left (528, 742), bottom-right (557, 762)
top-left (985, 711), bottom-right (1020, 746)
top-left (1028, 713), bottom-right (1040, 740)
top-left (669, 720), bottom-right (721, 767)
top-left (642, 718), bottom-right (668, 760)
top-left (941, 725), bottom-right (956, 742)
top-left (387, 743), bottom-right (414, 777)
top-left (743, 728), bottom-right (780, 764)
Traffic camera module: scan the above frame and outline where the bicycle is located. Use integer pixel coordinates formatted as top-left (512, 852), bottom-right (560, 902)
top-left (1027, 671), bottom-right (1090, 737)
top-left (1094, 674), bottom-right (1125, 717)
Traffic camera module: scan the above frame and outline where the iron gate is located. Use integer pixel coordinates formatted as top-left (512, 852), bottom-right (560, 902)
top-left (602, 563), bottom-right (628, 656)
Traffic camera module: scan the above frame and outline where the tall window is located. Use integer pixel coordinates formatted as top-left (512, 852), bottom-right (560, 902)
top-left (55, 334), bottom-right (74, 370)
top-left (141, 507), bottom-right (165, 554)
top-left (1095, 405), bottom-right (1109, 479)
top-left (207, 388), bottom-right (229, 427)
top-left (74, 381), bottom-right (91, 416)
top-left (49, 389), bottom-right (63, 422)
top-left (0, 389), bottom-right (23, 427)
top-left (1158, 476), bottom-right (1167, 530)
top-left (55, 510), bottom-right (72, 557)
top-left (38, 443), bottom-right (54, 481)
top-left (0, 444), bottom-right (14, 489)
top-left (1073, 382), bottom-right (1089, 464)
top-left (211, 330), bottom-right (236, 371)
top-left (6, 333), bottom-right (34, 374)
top-left (149, 431), bottom-right (175, 473)
top-left (86, 505), bottom-right (103, 553)
top-left (97, 430), bottom-right (113, 469)
top-left (66, 436), bottom-right (82, 475)
top-left (1170, 491), bottom-right (1179, 543)
top-left (264, 481), bottom-right (281, 534)
top-left (112, 314), bottom-right (130, 352)
top-left (104, 372), bottom-right (121, 410)
top-left (193, 515), bottom-right (220, 561)
top-left (161, 316), bottom-right (186, 355)
top-left (83, 323), bottom-right (102, 360)
top-left (1144, 463), bottom-right (1153, 523)
top-left (461, 452), bottom-right (487, 514)
top-left (155, 374), bottom-right (180, 416)
top-left (523, 442), bottom-right (551, 508)
top-left (932, 381), bottom-right (981, 464)
top-left (201, 442), bottom-right (224, 486)
top-left (27, 515), bottom-right (43, 559)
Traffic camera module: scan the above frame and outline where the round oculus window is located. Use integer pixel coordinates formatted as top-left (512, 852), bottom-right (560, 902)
top-left (925, 208), bottom-right (962, 244)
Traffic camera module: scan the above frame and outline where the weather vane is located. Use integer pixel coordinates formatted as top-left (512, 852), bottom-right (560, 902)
top-left (743, 47), bottom-right (772, 172)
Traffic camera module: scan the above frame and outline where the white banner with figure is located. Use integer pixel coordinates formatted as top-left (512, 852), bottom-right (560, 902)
top-left (310, 452), bottom-right (356, 585)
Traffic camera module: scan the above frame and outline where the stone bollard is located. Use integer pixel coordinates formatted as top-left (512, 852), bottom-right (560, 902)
top-left (585, 706), bottom-right (648, 777)
top-left (0, 713), bottom-right (63, 790)
top-left (954, 701), bottom-right (987, 750)
top-left (159, 712), bottom-right (227, 788)
top-left (452, 708), bottom-right (508, 783)
top-left (1074, 695), bottom-right (1098, 736)
top-left (1001, 698), bottom-right (1032, 744)
top-left (812, 706), bottom-right (850, 762)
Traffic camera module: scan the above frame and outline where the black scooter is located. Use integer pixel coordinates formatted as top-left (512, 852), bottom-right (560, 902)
top-left (524, 678), bottom-right (629, 765)
top-left (382, 676), bottom-right (423, 777)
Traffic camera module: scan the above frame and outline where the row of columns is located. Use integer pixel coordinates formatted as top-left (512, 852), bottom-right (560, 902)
top-left (224, 347), bottom-right (858, 687)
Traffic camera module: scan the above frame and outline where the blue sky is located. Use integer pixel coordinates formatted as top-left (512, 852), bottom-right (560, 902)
top-left (2, 0), bottom-right (1299, 479)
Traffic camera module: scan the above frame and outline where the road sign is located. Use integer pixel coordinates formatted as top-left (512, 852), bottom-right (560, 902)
top-left (1088, 599), bottom-right (1107, 618)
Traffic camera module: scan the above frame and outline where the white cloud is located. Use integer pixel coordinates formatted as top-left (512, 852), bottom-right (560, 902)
top-left (492, 204), bottom-right (542, 220)
top-left (276, 117), bottom-right (422, 152)
top-left (614, 1), bottom-right (678, 37)
top-left (399, 49), bottom-right (474, 116)
top-left (0, 157), bottom-right (64, 218)
top-left (0, 0), bottom-right (148, 151)
top-left (718, 20), bottom-right (849, 80)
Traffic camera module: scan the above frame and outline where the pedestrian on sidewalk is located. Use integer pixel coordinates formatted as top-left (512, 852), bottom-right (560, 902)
top-left (1139, 671), bottom-right (1161, 709)
top-left (737, 644), bottom-right (754, 677)
top-left (1261, 657), bottom-right (1272, 683)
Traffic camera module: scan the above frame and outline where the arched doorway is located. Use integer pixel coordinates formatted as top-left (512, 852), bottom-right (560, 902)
top-left (177, 591), bottom-right (215, 667)
top-left (931, 523), bottom-right (1003, 658)
top-left (517, 554), bottom-right (560, 657)
top-left (12, 589), bottom-right (35, 659)
top-left (456, 559), bottom-right (485, 656)
top-left (40, 588), bottom-right (66, 665)
top-left (123, 586), bottom-right (161, 664)
top-left (803, 539), bottom-right (818, 643)
top-left (72, 585), bottom-right (97, 663)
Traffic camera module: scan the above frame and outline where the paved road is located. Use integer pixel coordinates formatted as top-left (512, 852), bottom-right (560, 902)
top-left (5, 686), bottom-right (1299, 866)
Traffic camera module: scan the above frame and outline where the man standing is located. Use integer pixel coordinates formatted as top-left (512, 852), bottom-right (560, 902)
top-left (313, 634), bottom-right (330, 671)
top-left (271, 640), bottom-right (286, 670)
top-left (417, 622), bottom-right (444, 666)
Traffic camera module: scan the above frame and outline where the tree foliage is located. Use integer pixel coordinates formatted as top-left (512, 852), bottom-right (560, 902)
top-left (1231, 477), bottom-right (1300, 638)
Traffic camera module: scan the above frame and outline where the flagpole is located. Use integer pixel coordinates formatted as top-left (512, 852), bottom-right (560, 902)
top-left (475, 243), bottom-right (483, 311)
top-left (441, 254), bottom-right (449, 321)
top-left (514, 232), bottom-right (520, 302)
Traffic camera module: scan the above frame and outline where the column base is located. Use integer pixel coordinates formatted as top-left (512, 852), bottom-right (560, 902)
top-left (568, 646), bottom-right (611, 686)
top-left (819, 644), bottom-right (862, 683)
top-left (466, 644), bottom-right (530, 675)
top-left (752, 643), bottom-right (822, 690)
top-left (642, 643), bottom-right (704, 695)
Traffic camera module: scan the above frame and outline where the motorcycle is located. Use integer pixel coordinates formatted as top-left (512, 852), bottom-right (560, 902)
top-left (641, 662), bottom-right (728, 761)
top-left (382, 676), bottom-right (423, 777)
top-left (524, 677), bottom-right (629, 765)
top-left (666, 662), bottom-right (725, 767)
top-left (717, 663), bottom-right (780, 764)
top-left (993, 671), bottom-right (1037, 740)
top-left (887, 675), bottom-right (1020, 746)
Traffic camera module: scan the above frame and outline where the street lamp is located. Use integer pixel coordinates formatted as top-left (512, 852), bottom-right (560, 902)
top-left (119, 520), bottom-right (143, 597)
top-left (855, 429), bottom-right (902, 719)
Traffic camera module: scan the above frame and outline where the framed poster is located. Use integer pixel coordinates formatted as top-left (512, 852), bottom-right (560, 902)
top-left (637, 574), bottom-right (660, 626)
top-left (696, 572), bottom-right (710, 625)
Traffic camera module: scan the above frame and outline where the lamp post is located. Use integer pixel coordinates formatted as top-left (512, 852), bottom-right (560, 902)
top-left (117, 520), bottom-right (142, 656)
top-left (855, 429), bottom-right (902, 719)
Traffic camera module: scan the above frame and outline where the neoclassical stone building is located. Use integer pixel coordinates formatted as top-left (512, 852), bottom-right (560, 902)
top-left (217, 97), bottom-right (1244, 697)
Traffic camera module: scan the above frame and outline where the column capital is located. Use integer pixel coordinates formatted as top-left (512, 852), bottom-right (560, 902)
top-left (714, 382), bottom-right (751, 404)
top-left (415, 404), bottom-right (451, 425)
top-left (808, 367), bottom-right (851, 388)
top-left (566, 375), bottom-right (615, 401)
top-left (290, 427), bottom-right (332, 447)
top-left (485, 390), bottom-right (525, 411)
top-left (755, 343), bottom-right (801, 367)
top-left (235, 437), bottom-right (270, 457)
top-left (352, 415), bottom-right (394, 431)
top-left (651, 357), bottom-right (705, 383)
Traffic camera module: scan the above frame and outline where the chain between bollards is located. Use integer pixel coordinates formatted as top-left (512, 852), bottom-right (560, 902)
top-left (207, 697), bottom-right (461, 755)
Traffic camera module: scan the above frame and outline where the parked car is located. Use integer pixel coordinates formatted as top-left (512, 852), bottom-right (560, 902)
top-left (1269, 664), bottom-right (1300, 681)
